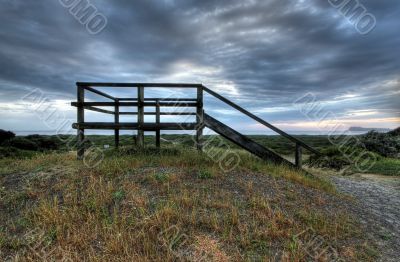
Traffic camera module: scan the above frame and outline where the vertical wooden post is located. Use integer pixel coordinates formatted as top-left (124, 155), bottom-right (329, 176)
top-left (196, 86), bottom-right (204, 151)
top-left (156, 99), bottom-right (161, 148)
top-left (114, 98), bottom-right (119, 148)
top-left (77, 85), bottom-right (85, 160)
top-left (137, 86), bottom-right (144, 147)
top-left (295, 143), bottom-right (302, 168)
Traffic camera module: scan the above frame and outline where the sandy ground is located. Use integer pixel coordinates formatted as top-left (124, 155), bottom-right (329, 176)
top-left (329, 173), bottom-right (400, 261)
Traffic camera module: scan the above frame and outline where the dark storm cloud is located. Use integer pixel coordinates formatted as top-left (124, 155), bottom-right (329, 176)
top-left (0, 0), bottom-right (399, 130)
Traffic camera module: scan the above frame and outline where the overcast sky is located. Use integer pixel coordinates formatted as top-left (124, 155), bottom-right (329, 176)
top-left (0, 0), bottom-right (399, 134)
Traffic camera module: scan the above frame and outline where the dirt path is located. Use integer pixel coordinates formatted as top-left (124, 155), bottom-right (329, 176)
top-left (329, 173), bottom-right (400, 261)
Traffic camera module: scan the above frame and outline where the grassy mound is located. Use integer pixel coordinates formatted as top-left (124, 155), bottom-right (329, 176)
top-left (0, 148), bottom-right (376, 261)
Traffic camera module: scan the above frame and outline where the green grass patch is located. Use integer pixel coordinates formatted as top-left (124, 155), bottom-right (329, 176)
top-left (363, 158), bottom-right (400, 176)
top-left (197, 169), bottom-right (214, 179)
top-left (153, 172), bottom-right (170, 182)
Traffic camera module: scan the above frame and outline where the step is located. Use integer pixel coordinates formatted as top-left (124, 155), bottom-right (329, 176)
top-left (203, 114), bottom-right (294, 167)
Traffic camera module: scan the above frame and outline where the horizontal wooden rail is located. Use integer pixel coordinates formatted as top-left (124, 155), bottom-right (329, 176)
top-left (84, 106), bottom-right (115, 115)
top-left (71, 102), bottom-right (197, 107)
top-left (119, 112), bottom-right (196, 116)
top-left (82, 107), bottom-right (193, 115)
top-left (72, 122), bottom-right (197, 130)
top-left (77, 82), bottom-right (202, 88)
top-left (117, 98), bottom-right (197, 102)
top-left (83, 86), bottom-right (116, 100)
top-left (202, 85), bottom-right (320, 155)
top-left (80, 107), bottom-right (194, 116)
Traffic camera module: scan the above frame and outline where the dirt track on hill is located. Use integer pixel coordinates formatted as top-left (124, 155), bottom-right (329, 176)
top-left (329, 173), bottom-right (400, 262)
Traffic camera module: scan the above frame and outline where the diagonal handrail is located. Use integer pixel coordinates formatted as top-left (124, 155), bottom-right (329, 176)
top-left (202, 85), bottom-right (321, 155)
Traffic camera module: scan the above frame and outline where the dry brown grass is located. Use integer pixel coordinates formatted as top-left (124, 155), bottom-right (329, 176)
top-left (0, 149), bottom-right (377, 261)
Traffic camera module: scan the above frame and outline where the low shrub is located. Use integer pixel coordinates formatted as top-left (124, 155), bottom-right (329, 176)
top-left (388, 127), bottom-right (400, 136)
top-left (0, 147), bottom-right (37, 158)
top-left (309, 145), bottom-right (383, 171)
top-left (25, 135), bottom-right (60, 150)
top-left (1, 135), bottom-right (62, 152)
top-left (309, 153), bottom-right (352, 171)
top-left (360, 131), bottom-right (400, 158)
top-left (3, 137), bottom-right (39, 151)
top-left (309, 146), bottom-right (353, 170)
top-left (0, 130), bottom-right (15, 144)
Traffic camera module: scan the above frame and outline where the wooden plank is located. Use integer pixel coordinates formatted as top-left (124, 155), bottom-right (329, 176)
top-left (71, 102), bottom-right (197, 107)
top-left (118, 98), bottom-right (197, 101)
top-left (203, 114), bottom-right (294, 167)
top-left (77, 82), bottom-right (202, 88)
top-left (196, 87), bottom-right (204, 151)
top-left (202, 86), bottom-right (320, 155)
top-left (77, 85), bottom-right (85, 160)
top-left (146, 98), bottom-right (197, 101)
top-left (72, 102), bottom-right (138, 107)
top-left (137, 86), bottom-right (144, 147)
top-left (115, 99), bottom-right (119, 148)
top-left (84, 106), bottom-right (114, 115)
top-left (295, 144), bottom-right (302, 168)
top-left (84, 86), bottom-right (115, 100)
top-left (156, 100), bottom-right (160, 148)
top-left (118, 112), bottom-right (196, 116)
top-left (72, 122), bottom-right (197, 131)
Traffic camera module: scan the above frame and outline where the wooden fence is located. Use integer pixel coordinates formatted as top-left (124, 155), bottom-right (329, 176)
top-left (72, 82), bottom-right (320, 168)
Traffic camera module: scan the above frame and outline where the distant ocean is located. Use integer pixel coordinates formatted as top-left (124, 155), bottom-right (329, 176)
top-left (14, 130), bottom-right (372, 136)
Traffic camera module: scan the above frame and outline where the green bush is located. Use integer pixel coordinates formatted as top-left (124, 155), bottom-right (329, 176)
top-left (388, 127), bottom-right (400, 136)
top-left (25, 135), bottom-right (60, 150)
top-left (309, 146), bottom-right (354, 170)
top-left (309, 154), bottom-right (351, 170)
top-left (2, 137), bottom-right (39, 151)
top-left (0, 129), bottom-right (15, 144)
top-left (1, 135), bottom-right (62, 152)
top-left (309, 144), bottom-right (384, 171)
top-left (0, 147), bottom-right (37, 158)
top-left (360, 131), bottom-right (400, 158)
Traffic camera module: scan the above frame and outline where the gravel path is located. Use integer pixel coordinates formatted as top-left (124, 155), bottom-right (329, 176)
top-left (329, 174), bottom-right (400, 261)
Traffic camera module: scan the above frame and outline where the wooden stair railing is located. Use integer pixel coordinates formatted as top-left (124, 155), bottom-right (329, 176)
top-left (71, 82), bottom-right (320, 168)
top-left (201, 85), bottom-right (321, 168)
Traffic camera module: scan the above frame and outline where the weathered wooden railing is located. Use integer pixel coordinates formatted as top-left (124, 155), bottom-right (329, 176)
top-left (71, 82), bottom-right (320, 168)
top-left (202, 86), bottom-right (320, 168)
top-left (71, 82), bottom-right (204, 160)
